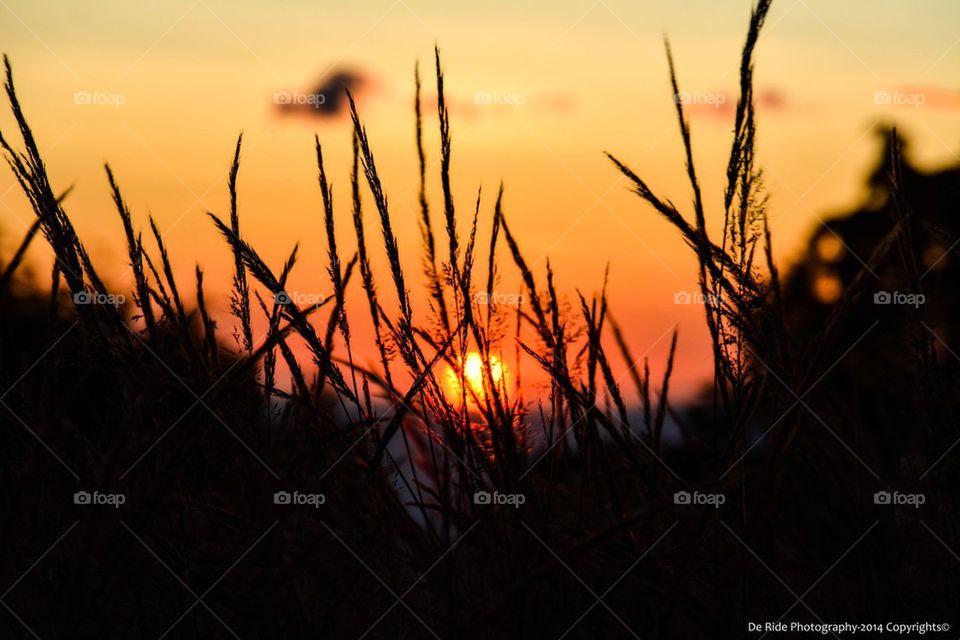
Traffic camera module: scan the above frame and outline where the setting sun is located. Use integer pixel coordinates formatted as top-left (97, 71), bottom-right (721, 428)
top-left (445, 352), bottom-right (506, 403)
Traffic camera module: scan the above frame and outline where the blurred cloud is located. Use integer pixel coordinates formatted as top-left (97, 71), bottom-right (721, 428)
top-left (897, 85), bottom-right (960, 111)
top-left (274, 67), bottom-right (371, 119)
top-left (681, 86), bottom-right (791, 121)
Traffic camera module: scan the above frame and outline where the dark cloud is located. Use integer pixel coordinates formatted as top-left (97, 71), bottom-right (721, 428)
top-left (275, 68), bottom-right (369, 119)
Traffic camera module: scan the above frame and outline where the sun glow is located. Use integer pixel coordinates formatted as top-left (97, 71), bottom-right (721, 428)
top-left (445, 352), bottom-right (506, 403)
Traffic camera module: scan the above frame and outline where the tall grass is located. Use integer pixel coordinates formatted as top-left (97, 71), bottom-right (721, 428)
top-left (1, 0), bottom-right (958, 636)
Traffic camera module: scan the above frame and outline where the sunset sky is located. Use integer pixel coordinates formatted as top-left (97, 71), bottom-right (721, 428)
top-left (1, 0), bottom-right (958, 399)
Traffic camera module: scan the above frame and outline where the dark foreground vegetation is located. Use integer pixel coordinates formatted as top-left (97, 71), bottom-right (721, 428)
top-left (2, 1), bottom-right (958, 637)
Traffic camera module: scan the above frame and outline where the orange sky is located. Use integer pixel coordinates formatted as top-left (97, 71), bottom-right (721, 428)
top-left (1, 0), bottom-right (958, 400)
